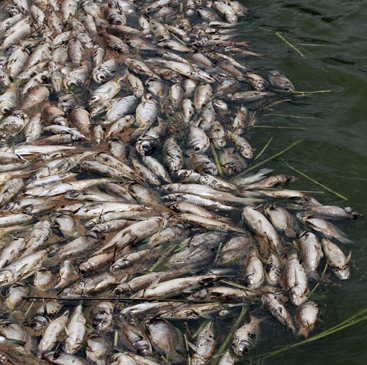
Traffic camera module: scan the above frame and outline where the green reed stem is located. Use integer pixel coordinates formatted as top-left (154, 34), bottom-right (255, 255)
top-left (148, 243), bottom-right (178, 272)
top-left (275, 32), bottom-right (305, 58)
top-left (280, 158), bottom-right (348, 201)
top-left (211, 143), bottom-right (223, 176)
top-left (307, 262), bottom-right (328, 300)
top-left (255, 137), bottom-right (273, 160)
top-left (193, 320), bottom-right (210, 340)
top-left (264, 113), bottom-right (316, 120)
top-left (252, 125), bottom-right (309, 130)
top-left (214, 242), bottom-right (223, 264)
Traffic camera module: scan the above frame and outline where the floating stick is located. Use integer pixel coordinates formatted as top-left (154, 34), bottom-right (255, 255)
top-left (280, 158), bottom-right (348, 201)
top-left (184, 334), bottom-right (192, 365)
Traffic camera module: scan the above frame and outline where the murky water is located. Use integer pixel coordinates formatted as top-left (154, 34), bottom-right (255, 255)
top-left (241, 0), bottom-right (367, 363)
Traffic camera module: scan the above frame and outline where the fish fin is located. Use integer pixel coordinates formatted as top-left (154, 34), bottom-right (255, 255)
top-left (201, 313), bottom-right (215, 320)
top-left (308, 271), bottom-right (320, 282)
top-left (337, 236), bottom-right (353, 244)
top-left (285, 227), bottom-right (297, 238)
top-left (148, 278), bottom-right (161, 289)
top-left (187, 341), bottom-right (198, 352)
top-left (297, 327), bottom-right (309, 339)
top-left (346, 251), bottom-right (352, 263)
top-left (5, 339), bottom-right (26, 346)
top-left (289, 323), bottom-right (297, 336)
top-left (249, 311), bottom-right (266, 323)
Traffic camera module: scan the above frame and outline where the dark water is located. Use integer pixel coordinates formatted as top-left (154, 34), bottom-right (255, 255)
top-left (240, 1), bottom-right (367, 363)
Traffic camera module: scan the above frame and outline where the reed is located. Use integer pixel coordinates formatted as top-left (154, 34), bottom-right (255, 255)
top-left (211, 143), bottom-right (224, 176)
top-left (280, 158), bottom-right (348, 200)
top-left (275, 32), bottom-right (305, 58)
top-left (255, 137), bottom-right (273, 160)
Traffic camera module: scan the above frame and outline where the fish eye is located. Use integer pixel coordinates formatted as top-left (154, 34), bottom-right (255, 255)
top-left (41, 75), bottom-right (48, 82)
top-left (194, 147), bottom-right (200, 152)
top-left (99, 75), bottom-right (105, 80)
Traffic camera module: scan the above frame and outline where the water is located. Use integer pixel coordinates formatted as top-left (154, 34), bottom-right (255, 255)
top-left (240, 0), bottom-right (367, 363)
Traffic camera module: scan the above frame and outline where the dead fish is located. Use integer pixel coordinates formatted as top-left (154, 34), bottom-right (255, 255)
top-left (298, 231), bottom-right (323, 279)
top-left (296, 301), bottom-right (319, 338)
top-left (191, 321), bottom-right (216, 365)
top-left (283, 252), bottom-right (309, 306)
top-left (321, 238), bottom-right (351, 280)
top-left (262, 293), bottom-right (296, 335)
top-left (264, 203), bottom-right (297, 238)
top-left (268, 70), bottom-right (295, 91)
top-left (297, 213), bottom-right (353, 244)
top-left (242, 207), bottom-right (283, 255)
top-left (232, 313), bottom-right (262, 357)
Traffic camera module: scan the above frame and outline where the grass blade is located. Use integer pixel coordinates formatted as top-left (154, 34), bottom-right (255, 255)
top-left (252, 125), bottom-right (309, 130)
top-left (255, 137), bottom-right (273, 161)
top-left (264, 113), bottom-right (316, 120)
top-left (280, 158), bottom-right (348, 201)
top-left (307, 262), bottom-right (328, 300)
top-left (193, 320), bottom-right (210, 340)
top-left (148, 243), bottom-right (178, 272)
top-left (211, 143), bottom-right (224, 176)
top-left (275, 32), bottom-right (305, 58)
top-left (229, 139), bottom-right (303, 181)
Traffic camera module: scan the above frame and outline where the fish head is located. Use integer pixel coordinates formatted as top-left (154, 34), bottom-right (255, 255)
top-left (234, 339), bottom-right (253, 357)
top-left (0, 270), bottom-right (13, 287)
top-left (334, 266), bottom-right (350, 280)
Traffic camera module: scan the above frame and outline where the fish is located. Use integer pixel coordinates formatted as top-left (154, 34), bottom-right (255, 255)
top-left (242, 207), bottom-right (283, 255)
top-left (232, 313), bottom-right (262, 356)
top-left (191, 321), bottom-right (216, 365)
top-left (296, 301), bottom-right (319, 338)
top-left (321, 238), bottom-right (351, 280)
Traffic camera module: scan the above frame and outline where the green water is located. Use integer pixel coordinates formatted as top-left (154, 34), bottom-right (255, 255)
top-left (239, 1), bottom-right (367, 363)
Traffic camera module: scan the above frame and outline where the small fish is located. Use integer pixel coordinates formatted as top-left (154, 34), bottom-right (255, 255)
top-left (191, 321), bottom-right (216, 365)
top-left (232, 313), bottom-right (262, 357)
top-left (296, 301), bottom-right (319, 338)
top-left (321, 238), bottom-right (351, 280)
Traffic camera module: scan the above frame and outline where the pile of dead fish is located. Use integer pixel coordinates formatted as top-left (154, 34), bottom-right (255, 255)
top-left (0, 0), bottom-right (362, 364)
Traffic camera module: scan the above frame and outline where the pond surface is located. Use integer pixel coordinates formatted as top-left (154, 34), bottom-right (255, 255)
top-left (241, 0), bottom-right (367, 363)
